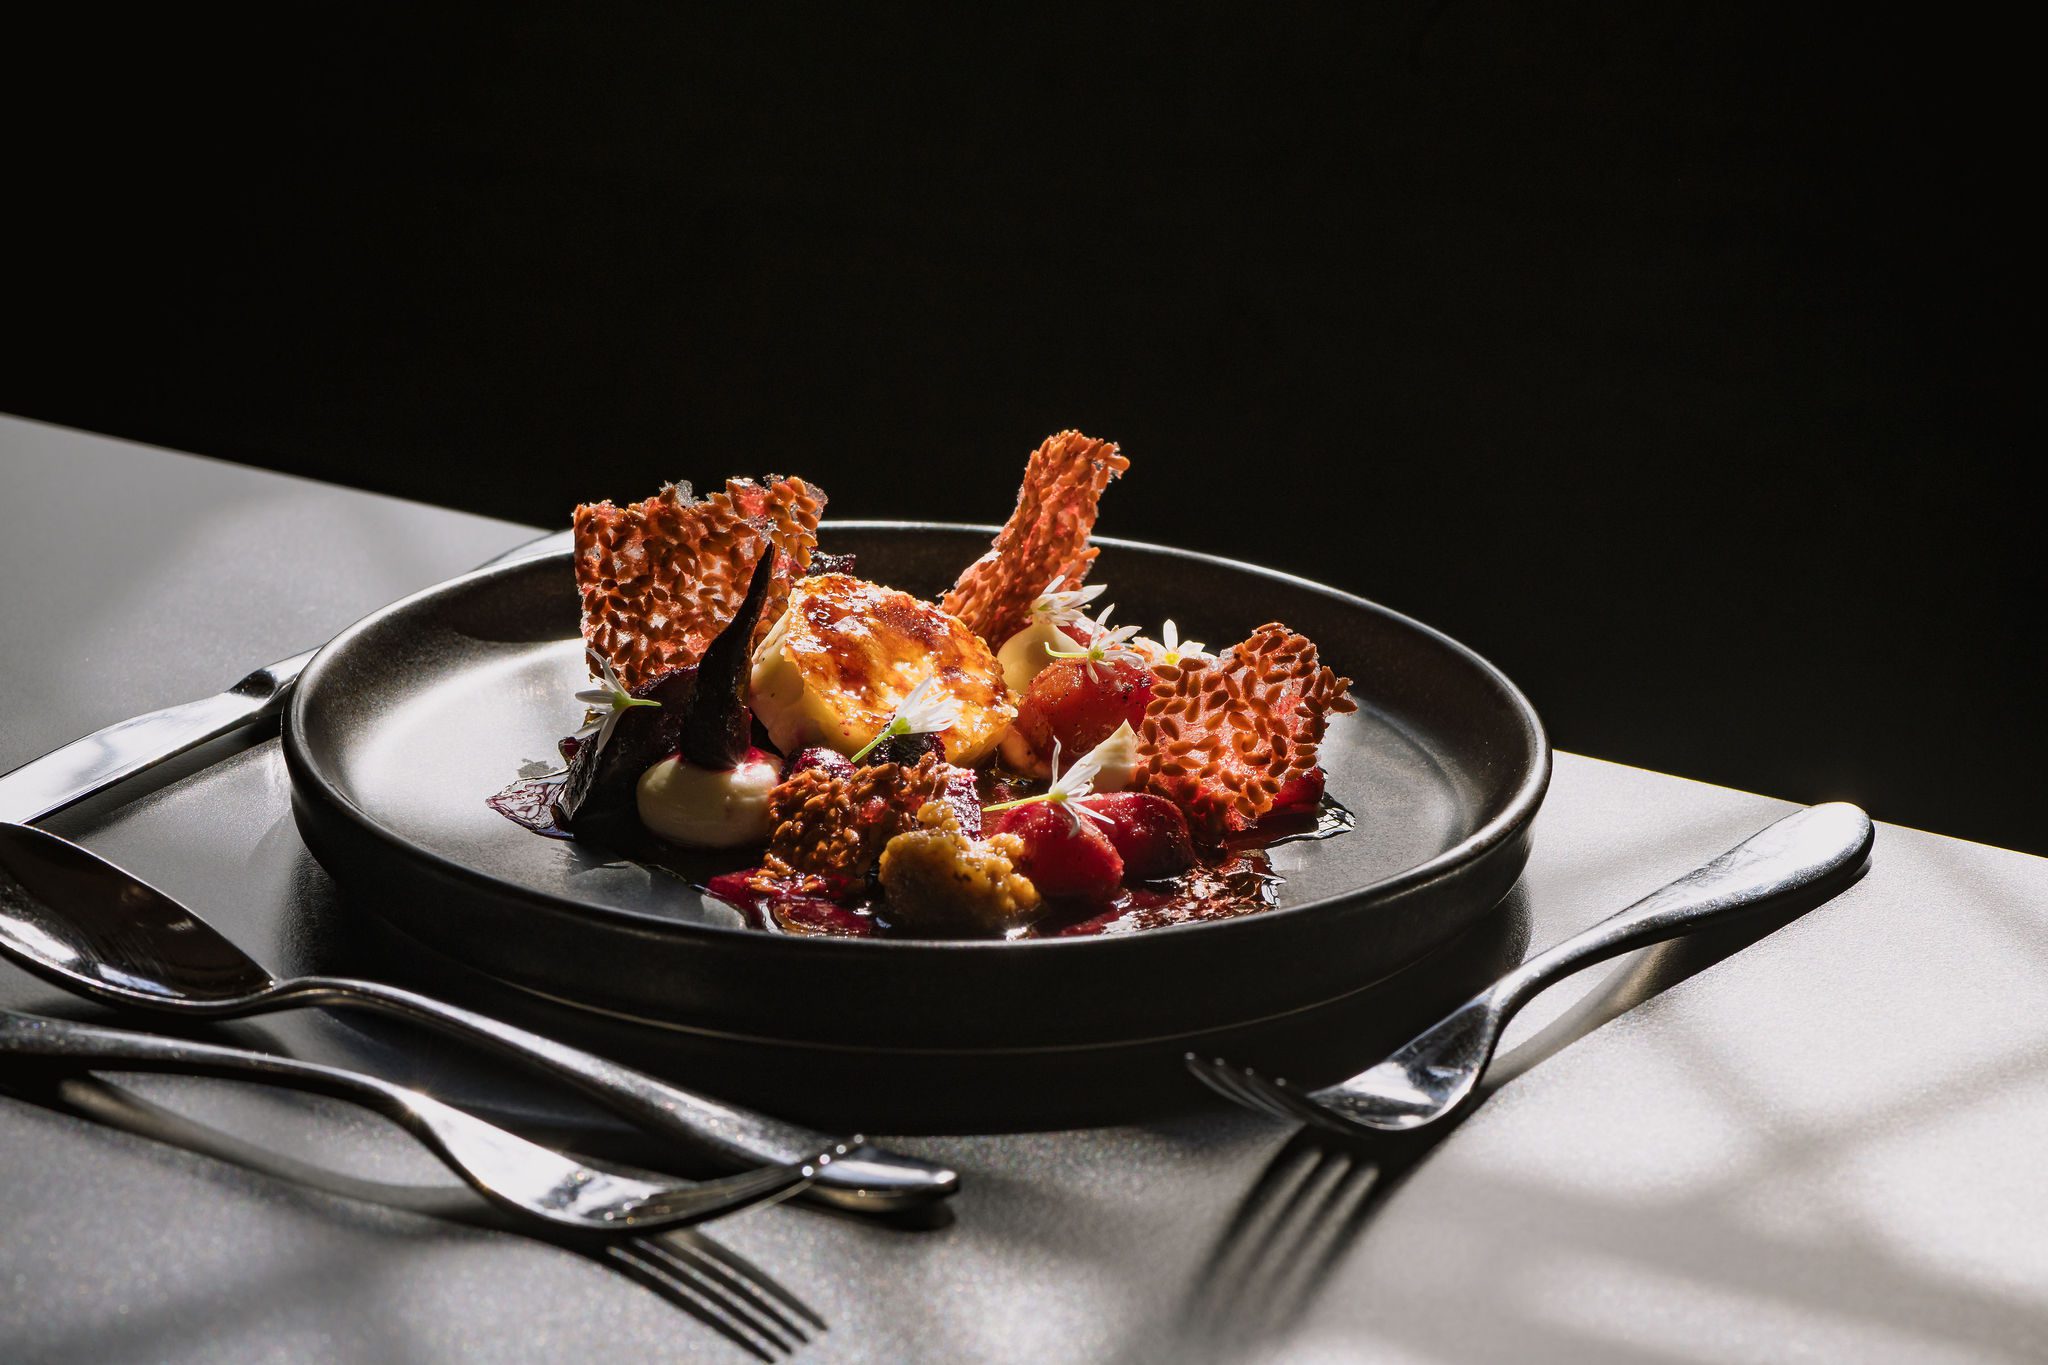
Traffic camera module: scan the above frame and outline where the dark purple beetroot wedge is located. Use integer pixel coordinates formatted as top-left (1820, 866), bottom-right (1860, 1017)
top-left (553, 664), bottom-right (697, 837)
top-left (679, 545), bottom-right (776, 771)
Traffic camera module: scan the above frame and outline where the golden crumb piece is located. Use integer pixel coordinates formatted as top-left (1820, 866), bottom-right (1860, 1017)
top-left (754, 755), bottom-right (956, 887)
top-left (942, 430), bottom-right (1129, 647)
top-left (877, 802), bottom-right (1041, 937)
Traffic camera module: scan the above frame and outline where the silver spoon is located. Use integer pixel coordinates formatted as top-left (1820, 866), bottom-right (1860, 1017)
top-left (0, 1005), bottom-right (837, 1233)
top-left (1188, 802), bottom-right (1874, 1136)
top-left (0, 822), bottom-right (955, 1214)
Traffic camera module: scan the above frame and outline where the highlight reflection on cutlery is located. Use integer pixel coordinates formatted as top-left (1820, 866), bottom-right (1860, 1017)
top-left (1190, 802), bottom-right (1874, 1137)
top-left (0, 821), bottom-right (957, 1214)
top-left (0, 1006), bottom-right (835, 1233)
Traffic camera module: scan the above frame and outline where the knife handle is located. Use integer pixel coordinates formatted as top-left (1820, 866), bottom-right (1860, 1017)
top-left (0, 652), bottom-right (316, 823)
top-left (0, 529), bottom-right (573, 825)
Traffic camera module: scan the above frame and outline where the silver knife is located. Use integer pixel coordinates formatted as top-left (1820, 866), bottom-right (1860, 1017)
top-left (0, 529), bottom-right (573, 824)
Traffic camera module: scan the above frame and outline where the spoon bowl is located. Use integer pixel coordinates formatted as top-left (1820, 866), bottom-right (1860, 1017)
top-left (0, 822), bottom-right (279, 1005)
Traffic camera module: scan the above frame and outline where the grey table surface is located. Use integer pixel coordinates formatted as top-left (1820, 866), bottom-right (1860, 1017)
top-left (2, 412), bottom-right (2043, 1364)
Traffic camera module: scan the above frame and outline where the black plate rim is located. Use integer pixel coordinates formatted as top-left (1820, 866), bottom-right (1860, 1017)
top-left (283, 520), bottom-right (1550, 957)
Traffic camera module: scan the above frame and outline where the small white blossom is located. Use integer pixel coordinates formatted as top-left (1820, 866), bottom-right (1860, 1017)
top-left (1029, 575), bottom-right (1109, 632)
top-left (1134, 619), bottom-right (1210, 668)
top-left (849, 675), bottom-right (963, 762)
top-left (984, 738), bottom-right (1114, 831)
top-left (1045, 603), bottom-right (1146, 681)
top-left (573, 656), bottom-right (661, 755)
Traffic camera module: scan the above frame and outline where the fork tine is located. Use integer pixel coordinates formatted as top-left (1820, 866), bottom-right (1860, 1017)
top-left (1211, 1059), bottom-right (1309, 1127)
top-left (1236, 1070), bottom-right (1349, 1134)
top-left (1197, 1060), bottom-right (1277, 1120)
top-left (671, 1229), bottom-right (829, 1334)
top-left (598, 1244), bottom-right (782, 1358)
top-left (1186, 1055), bottom-right (1296, 1125)
top-left (1185, 1054), bottom-right (1247, 1107)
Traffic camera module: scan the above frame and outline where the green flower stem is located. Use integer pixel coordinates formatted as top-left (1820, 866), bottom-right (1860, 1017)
top-left (848, 720), bottom-right (906, 764)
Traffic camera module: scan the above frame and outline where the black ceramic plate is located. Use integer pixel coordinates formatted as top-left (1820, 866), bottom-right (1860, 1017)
top-left (285, 524), bottom-right (1548, 1128)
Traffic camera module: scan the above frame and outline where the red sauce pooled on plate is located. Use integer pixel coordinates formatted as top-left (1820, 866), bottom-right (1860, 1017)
top-left (704, 851), bottom-right (1283, 939)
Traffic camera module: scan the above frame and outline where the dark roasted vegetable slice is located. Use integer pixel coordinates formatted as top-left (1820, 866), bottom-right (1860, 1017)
top-left (553, 666), bottom-right (696, 837)
top-left (680, 545), bottom-right (775, 771)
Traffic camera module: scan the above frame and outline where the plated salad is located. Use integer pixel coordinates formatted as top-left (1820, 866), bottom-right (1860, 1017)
top-left (491, 431), bottom-right (1357, 939)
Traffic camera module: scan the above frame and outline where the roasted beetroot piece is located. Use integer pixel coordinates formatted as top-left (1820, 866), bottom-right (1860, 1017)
top-left (784, 746), bottom-right (855, 782)
top-left (553, 665), bottom-right (698, 837)
top-left (1015, 657), bottom-right (1156, 760)
top-left (935, 763), bottom-right (984, 838)
top-left (859, 730), bottom-right (946, 769)
top-left (991, 803), bottom-right (1124, 901)
top-left (1075, 792), bottom-right (1195, 879)
top-left (679, 546), bottom-right (776, 770)
top-left (808, 549), bottom-right (857, 576)
top-left (1269, 767), bottom-right (1326, 815)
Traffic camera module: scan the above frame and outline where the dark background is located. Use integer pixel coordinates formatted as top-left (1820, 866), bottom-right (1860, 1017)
top-left (6, 5), bottom-right (2039, 853)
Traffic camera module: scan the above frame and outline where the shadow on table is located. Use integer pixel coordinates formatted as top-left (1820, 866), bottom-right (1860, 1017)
top-left (0, 1068), bottom-right (824, 1363)
top-left (1174, 865), bottom-right (1870, 1356)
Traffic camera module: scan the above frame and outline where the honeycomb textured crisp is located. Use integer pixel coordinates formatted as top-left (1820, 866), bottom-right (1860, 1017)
top-left (1134, 622), bottom-right (1357, 839)
top-left (573, 476), bottom-right (825, 689)
top-left (753, 754), bottom-right (955, 888)
top-left (942, 430), bottom-right (1129, 647)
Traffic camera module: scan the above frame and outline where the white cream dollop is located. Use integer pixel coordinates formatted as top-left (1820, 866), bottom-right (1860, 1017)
top-left (996, 618), bottom-right (1083, 696)
top-left (1080, 721), bottom-right (1142, 793)
top-left (636, 749), bottom-right (780, 848)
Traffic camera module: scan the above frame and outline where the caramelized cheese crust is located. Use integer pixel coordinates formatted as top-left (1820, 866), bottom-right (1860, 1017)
top-left (751, 574), bottom-right (1015, 764)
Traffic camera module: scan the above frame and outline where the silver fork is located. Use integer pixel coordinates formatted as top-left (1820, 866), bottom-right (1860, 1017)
top-left (1, 1008), bottom-right (849, 1234)
top-left (12, 1069), bottom-right (829, 1361)
top-left (1190, 802), bottom-right (1873, 1137)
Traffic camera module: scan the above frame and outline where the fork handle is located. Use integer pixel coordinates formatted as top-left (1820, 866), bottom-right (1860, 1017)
top-left (256, 973), bottom-right (954, 1213)
top-left (0, 1008), bottom-right (489, 1188)
top-left (1495, 802), bottom-right (1874, 1015)
top-left (0, 1009), bottom-right (814, 1233)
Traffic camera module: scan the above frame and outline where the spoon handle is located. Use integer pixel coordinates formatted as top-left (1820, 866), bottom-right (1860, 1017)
top-left (1495, 801), bottom-right (1874, 1015)
top-left (266, 973), bottom-right (954, 1213)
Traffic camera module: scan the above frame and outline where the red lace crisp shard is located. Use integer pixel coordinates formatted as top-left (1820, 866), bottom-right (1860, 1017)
top-left (573, 476), bottom-right (826, 689)
top-left (1134, 623), bottom-right (1357, 840)
top-left (941, 430), bottom-right (1129, 646)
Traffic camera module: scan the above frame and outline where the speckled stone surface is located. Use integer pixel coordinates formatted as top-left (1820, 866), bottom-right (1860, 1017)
top-left (3, 415), bottom-right (2044, 1364)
